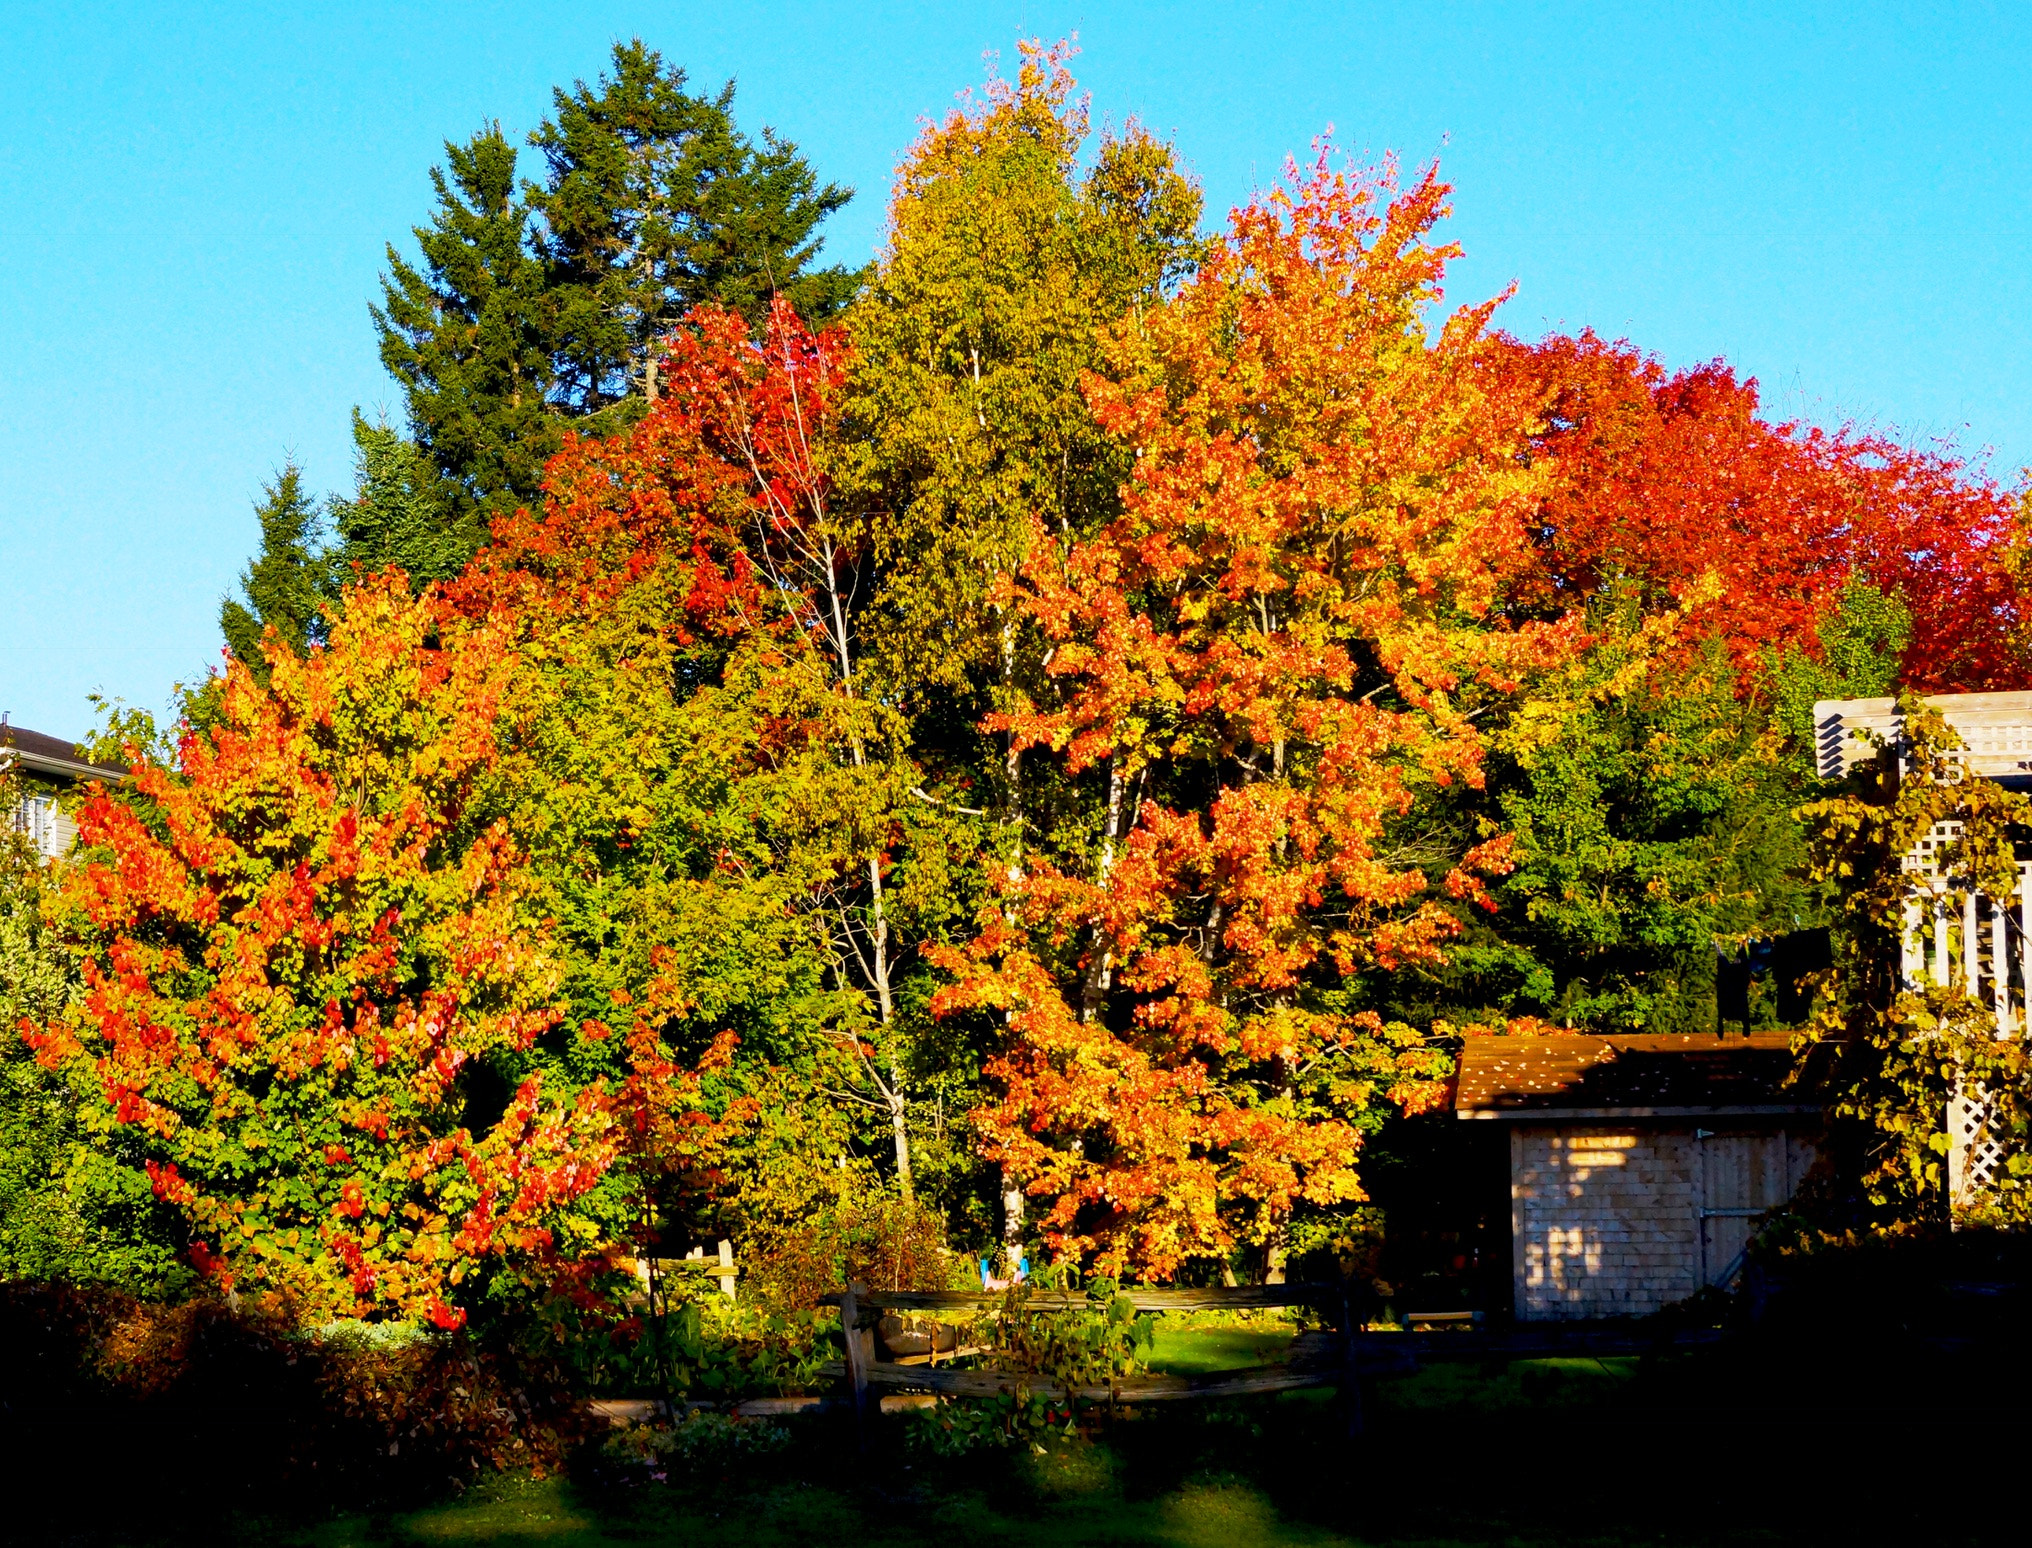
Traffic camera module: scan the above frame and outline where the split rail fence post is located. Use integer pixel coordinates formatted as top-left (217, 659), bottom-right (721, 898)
top-left (1340, 1281), bottom-right (1364, 1439)
top-left (840, 1280), bottom-right (871, 1445)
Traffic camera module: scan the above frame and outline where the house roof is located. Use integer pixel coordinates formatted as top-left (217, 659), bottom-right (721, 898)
top-left (1454, 1032), bottom-right (1815, 1120)
top-left (0, 723), bottom-right (127, 784)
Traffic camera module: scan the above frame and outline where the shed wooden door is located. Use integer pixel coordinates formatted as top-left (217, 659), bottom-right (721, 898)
top-left (1696, 1130), bottom-right (1796, 1287)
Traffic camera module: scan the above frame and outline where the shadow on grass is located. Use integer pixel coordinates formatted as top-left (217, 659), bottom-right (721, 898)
top-left (295, 1465), bottom-right (1374, 1548)
top-left (30, 1322), bottom-right (2032, 1548)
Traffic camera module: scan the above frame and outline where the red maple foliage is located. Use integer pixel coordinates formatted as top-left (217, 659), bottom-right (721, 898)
top-left (26, 581), bottom-right (618, 1322)
top-left (1499, 331), bottom-right (2029, 690)
top-left (459, 297), bottom-right (849, 645)
top-left (443, 296), bottom-right (871, 1202)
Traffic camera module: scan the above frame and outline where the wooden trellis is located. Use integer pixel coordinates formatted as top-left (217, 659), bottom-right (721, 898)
top-left (1818, 692), bottom-right (2032, 1202)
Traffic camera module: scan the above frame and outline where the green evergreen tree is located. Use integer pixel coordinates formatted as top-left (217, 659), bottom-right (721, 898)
top-left (526, 39), bottom-right (858, 428)
top-left (1480, 634), bottom-right (1812, 1033)
top-left (1413, 582), bottom-right (1913, 1036)
top-left (372, 125), bottom-right (556, 519)
top-left (331, 411), bottom-right (482, 589)
top-left (370, 39), bottom-right (858, 535)
top-left (219, 463), bottom-right (330, 680)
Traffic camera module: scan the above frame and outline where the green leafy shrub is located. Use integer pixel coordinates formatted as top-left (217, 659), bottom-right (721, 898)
top-left (543, 1278), bottom-right (838, 1403)
top-left (911, 1279), bottom-right (1156, 1452)
top-left (602, 1409), bottom-right (796, 1482)
top-left (908, 1390), bottom-right (1064, 1455)
top-left (973, 1278), bottom-right (1155, 1389)
top-left (633, 1297), bottom-right (835, 1400)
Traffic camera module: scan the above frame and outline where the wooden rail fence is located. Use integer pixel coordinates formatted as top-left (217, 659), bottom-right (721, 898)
top-left (589, 1285), bottom-right (1724, 1432)
top-left (817, 1282), bottom-right (1723, 1439)
top-left (825, 1281), bottom-right (1365, 1435)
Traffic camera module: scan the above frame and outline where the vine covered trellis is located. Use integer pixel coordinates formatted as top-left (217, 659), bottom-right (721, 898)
top-left (1800, 691), bottom-right (2032, 1221)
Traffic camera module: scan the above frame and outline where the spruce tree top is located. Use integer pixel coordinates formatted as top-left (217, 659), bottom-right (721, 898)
top-left (374, 39), bottom-right (858, 519)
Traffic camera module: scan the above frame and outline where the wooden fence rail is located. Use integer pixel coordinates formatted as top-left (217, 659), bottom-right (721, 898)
top-left (822, 1281), bottom-right (1725, 1440)
top-left (820, 1360), bottom-right (1350, 1403)
top-left (587, 1287), bottom-right (1727, 1435)
top-left (829, 1281), bottom-right (1366, 1437)
top-left (818, 1284), bottom-right (1343, 1314)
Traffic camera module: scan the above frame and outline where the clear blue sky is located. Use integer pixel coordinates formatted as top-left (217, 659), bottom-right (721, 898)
top-left (4, 3), bottom-right (2027, 739)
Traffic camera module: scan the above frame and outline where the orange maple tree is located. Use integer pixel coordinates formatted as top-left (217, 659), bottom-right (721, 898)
top-left (25, 581), bottom-right (619, 1324)
top-left (1501, 330), bottom-right (2028, 690)
top-left (933, 150), bottom-right (1580, 1278)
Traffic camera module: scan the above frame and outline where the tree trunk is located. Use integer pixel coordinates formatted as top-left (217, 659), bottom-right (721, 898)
top-left (889, 1085), bottom-right (914, 1202)
top-left (1081, 757), bottom-right (1129, 1021)
top-left (1001, 613), bottom-right (1024, 893)
top-left (1001, 1170), bottom-right (1026, 1277)
top-left (1264, 1236), bottom-right (1288, 1285)
top-left (864, 851), bottom-right (912, 1200)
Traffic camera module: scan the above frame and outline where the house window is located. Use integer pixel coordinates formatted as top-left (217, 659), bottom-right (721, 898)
top-left (14, 792), bottom-right (62, 859)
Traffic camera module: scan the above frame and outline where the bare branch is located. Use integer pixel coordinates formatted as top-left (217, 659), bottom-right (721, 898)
top-left (911, 786), bottom-right (988, 817)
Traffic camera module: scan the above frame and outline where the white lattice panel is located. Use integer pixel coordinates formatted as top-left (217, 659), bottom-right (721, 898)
top-left (1950, 1088), bottom-right (2010, 1197)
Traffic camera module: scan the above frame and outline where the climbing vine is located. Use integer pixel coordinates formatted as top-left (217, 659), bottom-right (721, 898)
top-left (1798, 693), bottom-right (2032, 1220)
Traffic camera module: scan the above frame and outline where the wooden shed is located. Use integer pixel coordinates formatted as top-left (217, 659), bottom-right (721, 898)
top-left (1456, 1033), bottom-right (1820, 1321)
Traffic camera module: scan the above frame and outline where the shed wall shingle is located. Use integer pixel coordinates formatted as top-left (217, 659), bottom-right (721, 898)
top-left (1511, 1126), bottom-right (1816, 1320)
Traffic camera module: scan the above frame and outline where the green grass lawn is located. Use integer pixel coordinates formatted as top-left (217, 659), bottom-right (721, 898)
top-left (1144, 1318), bottom-right (1299, 1374)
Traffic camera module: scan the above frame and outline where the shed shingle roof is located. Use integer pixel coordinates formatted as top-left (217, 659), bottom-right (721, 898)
top-left (1455, 1032), bottom-right (1807, 1117)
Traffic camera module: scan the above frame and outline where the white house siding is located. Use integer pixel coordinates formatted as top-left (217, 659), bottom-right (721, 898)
top-left (12, 791), bottom-right (78, 861)
top-left (1510, 1126), bottom-right (1817, 1321)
